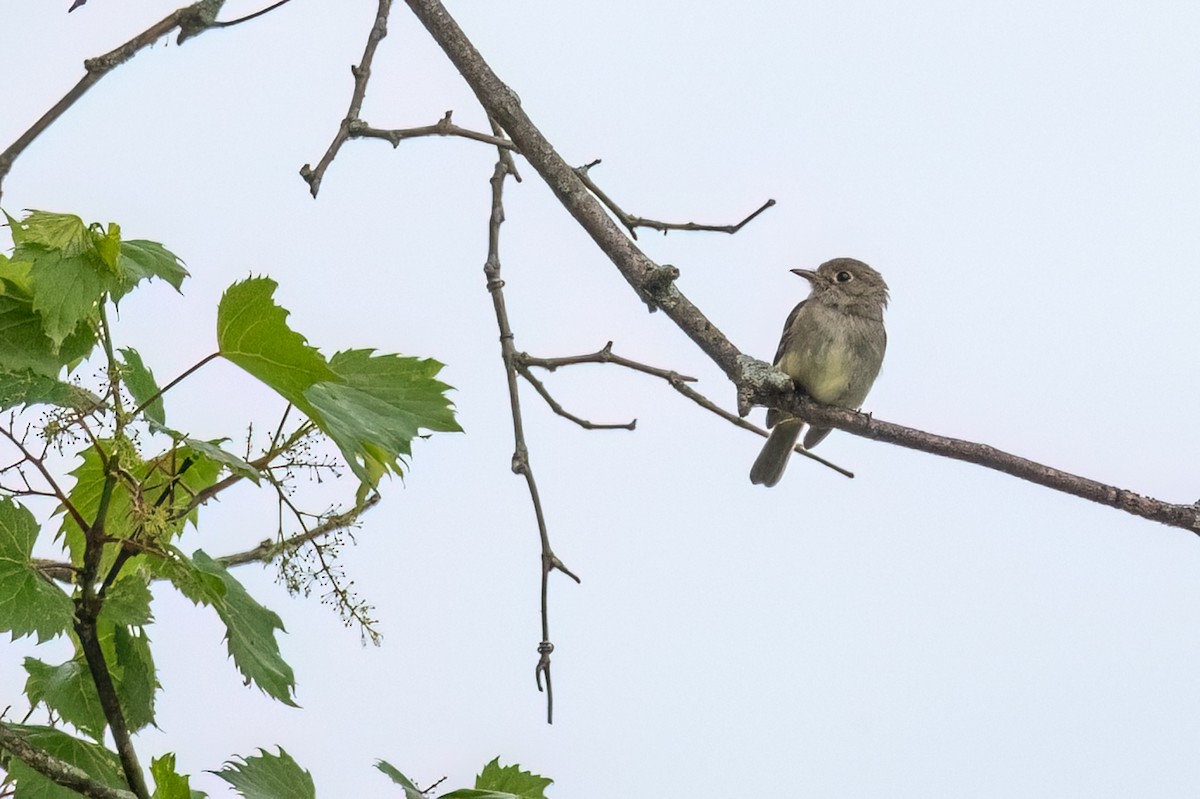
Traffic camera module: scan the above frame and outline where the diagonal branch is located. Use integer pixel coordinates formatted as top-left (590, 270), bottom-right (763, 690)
top-left (0, 722), bottom-right (136, 799)
top-left (0, 0), bottom-right (227, 202)
top-left (404, 0), bottom-right (1198, 534)
top-left (515, 364), bottom-right (636, 431)
top-left (517, 342), bottom-right (852, 477)
top-left (575, 159), bottom-right (774, 240)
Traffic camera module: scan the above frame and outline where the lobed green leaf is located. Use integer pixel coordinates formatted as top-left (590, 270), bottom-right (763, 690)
top-left (375, 760), bottom-right (425, 799)
top-left (154, 548), bottom-right (296, 706)
top-left (120, 346), bottom-right (166, 425)
top-left (0, 497), bottom-right (73, 642)
top-left (216, 276), bottom-right (336, 412)
top-left (213, 747), bottom-right (315, 799)
top-left (152, 753), bottom-right (207, 799)
top-left (305, 349), bottom-right (461, 486)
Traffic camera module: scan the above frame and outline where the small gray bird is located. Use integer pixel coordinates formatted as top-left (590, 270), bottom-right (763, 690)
top-left (749, 258), bottom-right (889, 487)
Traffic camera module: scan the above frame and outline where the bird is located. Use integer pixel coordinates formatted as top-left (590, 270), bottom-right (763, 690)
top-left (749, 257), bottom-right (889, 487)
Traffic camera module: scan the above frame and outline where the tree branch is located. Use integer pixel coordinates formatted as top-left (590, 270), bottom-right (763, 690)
top-left (514, 364), bottom-right (636, 431)
top-left (403, 0), bottom-right (1198, 533)
top-left (516, 342), bottom-right (853, 477)
top-left (575, 159), bottom-right (774, 240)
top-left (0, 426), bottom-right (88, 531)
top-left (218, 493), bottom-right (382, 567)
top-left (481, 120), bottom-right (578, 724)
top-left (0, 723), bottom-right (136, 799)
top-left (355, 110), bottom-right (516, 150)
top-left (0, 0), bottom-right (227, 202)
top-left (300, 0), bottom-right (393, 197)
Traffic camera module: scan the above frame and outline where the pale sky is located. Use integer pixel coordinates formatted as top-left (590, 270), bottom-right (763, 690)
top-left (4, 1), bottom-right (1200, 797)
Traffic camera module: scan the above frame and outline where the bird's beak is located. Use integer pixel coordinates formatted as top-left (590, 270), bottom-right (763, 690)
top-left (790, 268), bottom-right (818, 283)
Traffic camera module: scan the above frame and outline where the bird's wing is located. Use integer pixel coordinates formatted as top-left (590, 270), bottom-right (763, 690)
top-left (773, 299), bottom-right (807, 365)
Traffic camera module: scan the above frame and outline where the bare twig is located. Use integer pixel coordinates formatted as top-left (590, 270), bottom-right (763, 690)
top-left (128, 352), bottom-right (220, 421)
top-left (212, 0), bottom-right (295, 28)
top-left (417, 775), bottom-right (448, 794)
top-left (515, 364), bottom-right (635, 431)
top-left (516, 341), bottom-right (697, 382)
top-left (0, 722), bottom-right (136, 799)
top-left (575, 159), bottom-right (774, 240)
top-left (518, 342), bottom-right (852, 477)
top-left (355, 111), bottom-right (516, 150)
top-left (667, 376), bottom-right (854, 479)
top-left (0, 426), bottom-right (88, 530)
top-left (220, 493), bottom-right (381, 567)
top-left (482, 119), bottom-right (578, 724)
top-left (0, 0), bottom-right (226, 202)
top-left (300, 0), bottom-right (393, 197)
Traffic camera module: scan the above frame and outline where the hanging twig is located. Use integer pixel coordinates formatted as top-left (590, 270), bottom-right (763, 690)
top-left (481, 119), bottom-right (579, 724)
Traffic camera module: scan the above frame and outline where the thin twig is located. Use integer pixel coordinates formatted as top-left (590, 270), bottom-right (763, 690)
top-left (575, 159), bottom-right (774, 241)
top-left (482, 118), bottom-right (577, 724)
top-left (670, 375), bottom-right (855, 478)
top-left (516, 341), bottom-right (696, 382)
top-left (219, 493), bottom-right (381, 567)
top-left (0, 426), bottom-right (88, 530)
top-left (355, 110), bottom-right (517, 150)
top-left (127, 352), bottom-right (220, 421)
top-left (212, 0), bottom-right (295, 27)
top-left (272, 489), bottom-right (381, 643)
top-left (518, 343), bottom-right (852, 477)
top-left (300, 0), bottom-right (393, 197)
top-left (515, 364), bottom-right (636, 431)
top-left (0, 1), bottom-right (225, 202)
top-left (0, 722), bottom-right (136, 799)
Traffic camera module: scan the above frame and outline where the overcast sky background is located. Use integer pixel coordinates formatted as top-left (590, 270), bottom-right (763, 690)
top-left (4, 1), bottom-right (1200, 796)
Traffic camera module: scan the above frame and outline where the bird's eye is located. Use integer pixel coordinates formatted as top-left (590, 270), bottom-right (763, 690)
top-left (836, 271), bottom-right (853, 283)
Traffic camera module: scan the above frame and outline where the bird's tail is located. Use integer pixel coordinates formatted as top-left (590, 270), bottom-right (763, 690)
top-left (749, 419), bottom-right (804, 487)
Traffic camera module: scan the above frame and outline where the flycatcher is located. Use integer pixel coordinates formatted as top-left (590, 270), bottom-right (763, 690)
top-left (749, 257), bottom-right (889, 487)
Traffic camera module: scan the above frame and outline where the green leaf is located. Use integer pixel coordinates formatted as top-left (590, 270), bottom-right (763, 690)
top-left (118, 239), bottom-right (188, 294)
top-left (100, 573), bottom-right (155, 628)
top-left (0, 368), bottom-right (102, 412)
top-left (28, 248), bottom-right (108, 347)
top-left (0, 267), bottom-right (97, 375)
top-left (305, 349), bottom-right (461, 487)
top-left (213, 747), bottom-right (315, 799)
top-left (152, 753), bottom-right (206, 799)
top-left (216, 277), bottom-right (337, 411)
top-left (111, 624), bottom-right (158, 732)
top-left (23, 657), bottom-right (108, 741)
top-left (155, 549), bottom-right (296, 705)
top-left (7, 210), bottom-right (92, 256)
top-left (120, 347), bottom-right (165, 425)
top-left (440, 758), bottom-right (553, 799)
top-left (22, 623), bottom-right (157, 742)
top-left (95, 222), bottom-right (122, 273)
top-left (175, 437), bottom-right (261, 485)
top-left (2, 724), bottom-right (126, 799)
top-left (375, 760), bottom-right (425, 799)
top-left (0, 497), bottom-right (73, 642)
